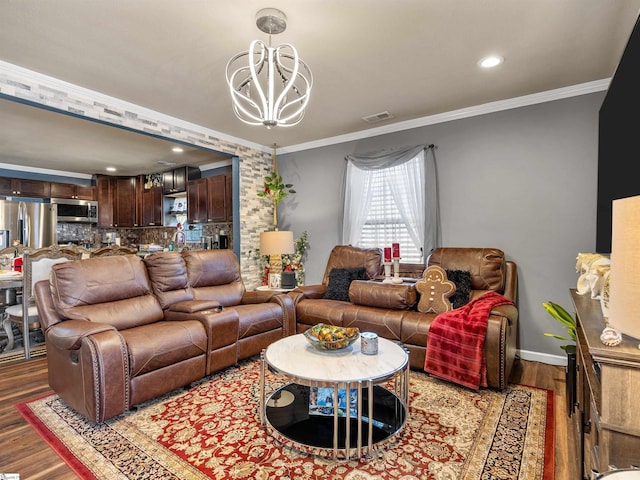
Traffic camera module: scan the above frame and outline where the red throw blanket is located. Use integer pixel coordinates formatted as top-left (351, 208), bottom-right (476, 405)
top-left (424, 291), bottom-right (513, 389)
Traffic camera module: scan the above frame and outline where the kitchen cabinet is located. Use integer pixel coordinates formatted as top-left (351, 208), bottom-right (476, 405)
top-left (570, 289), bottom-right (640, 478)
top-left (114, 177), bottom-right (137, 227)
top-left (187, 177), bottom-right (208, 223)
top-left (163, 166), bottom-right (201, 195)
top-left (187, 173), bottom-right (232, 224)
top-left (0, 177), bottom-right (51, 198)
top-left (50, 182), bottom-right (97, 200)
top-left (96, 175), bottom-right (114, 227)
top-left (0, 177), bottom-right (12, 196)
top-left (96, 175), bottom-right (137, 227)
top-left (0, 176), bottom-right (96, 200)
top-left (137, 176), bottom-right (164, 227)
top-left (206, 174), bottom-right (232, 222)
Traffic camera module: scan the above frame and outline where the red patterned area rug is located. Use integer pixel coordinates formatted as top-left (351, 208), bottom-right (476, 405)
top-left (17, 358), bottom-right (554, 479)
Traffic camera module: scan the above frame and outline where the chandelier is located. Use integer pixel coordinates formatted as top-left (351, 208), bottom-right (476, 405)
top-left (225, 8), bottom-right (313, 128)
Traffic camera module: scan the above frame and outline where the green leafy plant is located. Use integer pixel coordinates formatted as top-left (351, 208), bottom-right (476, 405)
top-left (257, 172), bottom-right (296, 205)
top-left (543, 301), bottom-right (577, 352)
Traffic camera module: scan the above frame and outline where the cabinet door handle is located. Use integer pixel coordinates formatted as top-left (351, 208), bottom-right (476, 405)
top-left (583, 418), bottom-right (591, 434)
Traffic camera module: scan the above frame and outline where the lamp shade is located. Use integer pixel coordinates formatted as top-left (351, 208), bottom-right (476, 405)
top-left (260, 230), bottom-right (295, 255)
top-left (608, 194), bottom-right (640, 340)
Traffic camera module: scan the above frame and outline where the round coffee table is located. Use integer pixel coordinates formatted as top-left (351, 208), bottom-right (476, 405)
top-left (259, 333), bottom-right (409, 459)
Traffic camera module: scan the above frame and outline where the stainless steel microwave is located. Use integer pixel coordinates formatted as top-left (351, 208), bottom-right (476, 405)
top-left (51, 198), bottom-right (98, 223)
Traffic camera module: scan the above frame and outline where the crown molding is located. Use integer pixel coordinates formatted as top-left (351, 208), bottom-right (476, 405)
top-left (278, 79), bottom-right (611, 154)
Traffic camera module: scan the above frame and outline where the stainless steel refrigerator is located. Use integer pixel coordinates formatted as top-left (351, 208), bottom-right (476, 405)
top-left (0, 198), bottom-right (57, 249)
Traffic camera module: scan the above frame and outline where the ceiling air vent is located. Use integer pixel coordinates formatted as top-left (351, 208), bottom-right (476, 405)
top-left (362, 111), bottom-right (394, 124)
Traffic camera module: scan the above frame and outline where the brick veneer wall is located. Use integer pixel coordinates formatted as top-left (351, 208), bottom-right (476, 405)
top-left (0, 61), bottom-right (272, 288)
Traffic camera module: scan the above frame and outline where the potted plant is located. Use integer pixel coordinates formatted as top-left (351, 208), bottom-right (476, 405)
top-left (543, 301), bottom-right (577, 416)
top-left (543, 301), bottom-right (576, 352)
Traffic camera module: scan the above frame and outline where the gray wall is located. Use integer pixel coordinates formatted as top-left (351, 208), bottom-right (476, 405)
top-left (278, 92), bottom-right (604, 365)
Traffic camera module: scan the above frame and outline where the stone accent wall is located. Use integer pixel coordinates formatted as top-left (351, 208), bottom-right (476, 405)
top-left (0, 61), bottom-right (272, 288)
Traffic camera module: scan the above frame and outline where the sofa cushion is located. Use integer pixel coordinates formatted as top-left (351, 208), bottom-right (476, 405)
top-left (428, 247), bottom-right (506, 292)
top-left (321, 245), bottom-right (382, 285)
top-left (341, 304), bottom-right (403, 341)
top-left (323, 267), bottom-right (368, 301)
top-left (446, 269), bottom-right (472, 308)
top-left (183, 250), bottom-right (245, 306)
top-left (121, 320), bottom-right (207, 376)
top-left (144, 251), bottom-right (193, 309)
top-left (50, 255), bottom-right (164, 330)
top-left (296, 298), bottom-right (348, 328)
top-left (348, 280), bottom-right (417, 310)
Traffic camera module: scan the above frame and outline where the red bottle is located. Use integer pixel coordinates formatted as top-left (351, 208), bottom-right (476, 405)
top-left (11, 256), bottom-right (22, 272)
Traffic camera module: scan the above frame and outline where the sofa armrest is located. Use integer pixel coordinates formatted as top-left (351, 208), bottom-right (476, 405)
top-left (269, 292), bottom-right (296, 337)
top-left (490, 303), bottom-right (518, 324)
top-left (292, 284), bottom-right (327, 299)
top-left (34, 280), bottom-right (62, 330)
top-left (169, 299), bottom-right (221, 313)
top-left (503, 261), bottom-right (518, 305)
top-left (47, 320), bottom-right (117, 350)
top-left (241, 290), bottom-right (277, 304)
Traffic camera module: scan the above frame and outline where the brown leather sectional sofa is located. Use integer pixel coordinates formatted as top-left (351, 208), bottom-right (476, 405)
top-left (33, 245), bottom-right (517, 422)
top-left (34, 250), bottom-right (294, 423)
top-left (290, 246), bottom-right (518, 390)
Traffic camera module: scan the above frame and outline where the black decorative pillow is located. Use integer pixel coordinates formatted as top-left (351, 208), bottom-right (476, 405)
top-left (446, 269), bottom-right (472, 308)
top-left (324, 267), bottom-right (368, 301)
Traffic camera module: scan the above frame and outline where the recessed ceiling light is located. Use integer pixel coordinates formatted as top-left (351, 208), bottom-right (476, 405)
top-left (172, 147), bottom-right (184, 153)
top-left (478, 55), bottom-right (504, 68)
top-left (106, 167), bottom-right (116, 172)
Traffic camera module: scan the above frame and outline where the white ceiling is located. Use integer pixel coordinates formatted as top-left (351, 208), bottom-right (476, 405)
top-left (0, 0), bottom-right (639, 177)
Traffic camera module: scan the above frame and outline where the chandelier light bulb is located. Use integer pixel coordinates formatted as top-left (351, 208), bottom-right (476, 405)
top-left (226, 8), bottom-right (313, 128)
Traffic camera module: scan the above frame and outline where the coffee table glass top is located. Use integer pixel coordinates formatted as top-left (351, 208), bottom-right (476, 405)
top-left (264, 333), bottom-right (408, 384)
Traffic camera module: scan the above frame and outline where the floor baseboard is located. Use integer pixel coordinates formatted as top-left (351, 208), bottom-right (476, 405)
top-left (518, 348), bottom-right (567, 366)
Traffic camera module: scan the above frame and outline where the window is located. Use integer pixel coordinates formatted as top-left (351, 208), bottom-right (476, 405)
top-left (358, 157), bottom-right (422, 262)
top-left (343, 145), bottom-right (438, 264)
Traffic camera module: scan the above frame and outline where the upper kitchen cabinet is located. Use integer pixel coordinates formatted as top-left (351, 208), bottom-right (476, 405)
top-left (137, 176), bottom-right (164, 227)
top-left (206, 174), bottom-right (232, 222)
top-left (187, 173), bottom-right (232, 224)
top-left (96, 175), bottom-right (137, 227)
top-left (163, 166), bottom-right (201, 195)
top-left (187, 177), bottom-right (208, 224)
top-left (96, 175), bottom-right (114, 227)
top-left (50, 182), bottom-right (97, 200)
top-left (0, 177), bottom-right (51, 198)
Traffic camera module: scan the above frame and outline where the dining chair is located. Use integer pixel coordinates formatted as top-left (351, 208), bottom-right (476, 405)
top-left (89, 244), bottom-right (138, 257)
top-left (2, 245), bottom-right (83, 358)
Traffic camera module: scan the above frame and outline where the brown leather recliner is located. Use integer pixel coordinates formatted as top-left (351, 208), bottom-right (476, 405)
top-left (181, 249), bottom-right (295, 362)
top-left (35, 250), bottom-right (296, 423)
top-left (34, 254), bottom-right (208, 423)
top-left (145, 249), bottom-right (295, 368)
top-left (290, 245), bottom-right (518, 390)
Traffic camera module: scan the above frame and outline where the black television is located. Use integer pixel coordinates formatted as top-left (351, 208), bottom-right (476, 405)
top-left (596, 14), bottom-right (640, 253)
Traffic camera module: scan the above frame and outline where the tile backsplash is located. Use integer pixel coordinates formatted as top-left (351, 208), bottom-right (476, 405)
top-left (56, 222), bottom-right (232, 250)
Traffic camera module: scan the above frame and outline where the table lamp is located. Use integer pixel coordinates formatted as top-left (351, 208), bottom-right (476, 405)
top-left (260, 230), bottom-right (295, 287)
top-left (608, 194), bottom-right (640, 345)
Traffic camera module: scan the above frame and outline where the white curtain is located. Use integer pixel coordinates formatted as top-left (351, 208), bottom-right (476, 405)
top-left (342, 145), bottom-right (439, 259)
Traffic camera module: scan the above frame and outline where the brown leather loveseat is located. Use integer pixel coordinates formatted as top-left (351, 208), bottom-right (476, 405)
top-left (34, 250), bottom-right (294, 423)
top-left (290, 246), bottom-right (518, 390)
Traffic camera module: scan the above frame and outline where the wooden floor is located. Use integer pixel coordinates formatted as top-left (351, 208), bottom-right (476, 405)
top-left (0, 356), bottom-right (579, 479)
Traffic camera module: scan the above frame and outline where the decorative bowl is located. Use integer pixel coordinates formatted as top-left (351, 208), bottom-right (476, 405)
top-left (304, 324), bottom-right (360, 350)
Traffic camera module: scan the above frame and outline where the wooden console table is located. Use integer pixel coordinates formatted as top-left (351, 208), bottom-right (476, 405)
top-left (570, 289), bottom-right (640, 478)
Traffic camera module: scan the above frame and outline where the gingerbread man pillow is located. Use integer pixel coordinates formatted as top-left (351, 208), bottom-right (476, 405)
top-left (416, 265), bottom-right (457, 314)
